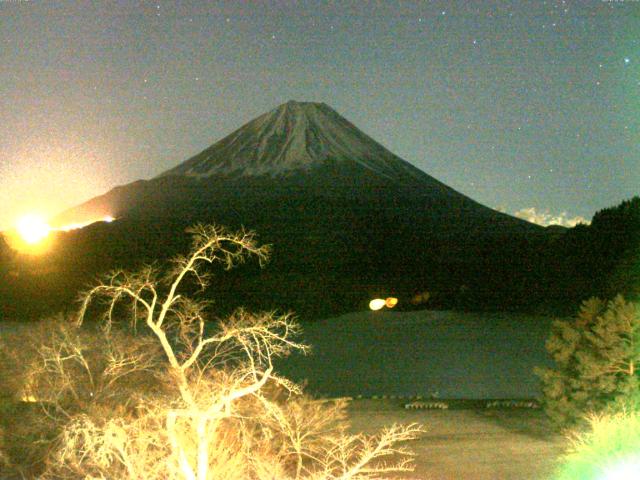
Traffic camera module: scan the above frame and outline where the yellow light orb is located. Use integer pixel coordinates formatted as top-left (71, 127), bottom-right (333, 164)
top-left (385, 297), bottom-right (398, 308)
top-left (369, 298), bottom-right (386, 311)
top-left (16, 214), bottom-right (51, 245)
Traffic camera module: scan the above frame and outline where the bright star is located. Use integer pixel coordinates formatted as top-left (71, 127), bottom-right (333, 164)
top-left (624, 57), bottom-right (630, 64)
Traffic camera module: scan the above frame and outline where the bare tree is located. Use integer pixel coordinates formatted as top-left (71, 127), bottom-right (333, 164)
top-left (30, 224), bottom-right (423, 479)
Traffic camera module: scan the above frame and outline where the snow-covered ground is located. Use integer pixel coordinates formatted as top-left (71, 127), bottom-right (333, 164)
top-left (347, 399), bottom-right (565, 480)
top-left (277, 310), bottom-right (556, 399)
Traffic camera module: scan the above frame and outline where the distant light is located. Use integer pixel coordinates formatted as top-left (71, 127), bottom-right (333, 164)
top-left (58, 221), bottom-right (89, 232)
top-left (369, 299), bottom-right (386, 311)
top-left (385, 297), bottom-right (398, 308)
top-left (16, 214), bottom-right (51, 245)
top-left (624, 57), bottom-right (630, 65)
top-left (57, 215), bottom-right (115, 232)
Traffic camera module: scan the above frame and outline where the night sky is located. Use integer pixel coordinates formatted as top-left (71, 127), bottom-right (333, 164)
top-left (0, 0), bottom-right (637, 230)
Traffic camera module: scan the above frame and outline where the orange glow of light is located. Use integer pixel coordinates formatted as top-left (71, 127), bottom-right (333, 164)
top-left (57, 215), bottom-right (115, 232)
top-left (385, 297), bottom-right (398, 308)
top-left (4, 213), bottom-right (54, 255)
top-left (4, 212), bottom-right (116, 255)
top-left (16, 214), bottom-right (51, 245)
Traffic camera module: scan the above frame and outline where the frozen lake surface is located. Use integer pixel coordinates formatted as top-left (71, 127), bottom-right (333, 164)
top-left (277, 310), bottom-right (556, 399)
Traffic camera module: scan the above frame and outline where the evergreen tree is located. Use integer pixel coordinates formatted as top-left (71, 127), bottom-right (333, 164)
top-left (588, 196), bottom-right (640, 300)
top-left (535, 295), bottom-right (640, 427)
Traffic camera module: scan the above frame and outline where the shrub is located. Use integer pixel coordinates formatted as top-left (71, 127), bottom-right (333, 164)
top-left (0, 419), bottom-right (12, 474)
top-left (535, 295), bottom-right (640, 427)
top-left (555, 409), bottom-right (640, 480)
top-left (0, 315), bottom-right (165, 477)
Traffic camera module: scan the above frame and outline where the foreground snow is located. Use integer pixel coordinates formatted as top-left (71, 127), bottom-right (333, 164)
top-left (347, 399), bottom-right (565, 480)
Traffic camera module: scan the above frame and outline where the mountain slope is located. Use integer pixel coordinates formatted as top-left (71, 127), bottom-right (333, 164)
top-left (55, 101), bottom-right (534, 234)
top-left (33, 101), bottom-right (551, 319)
top-left (157, 100), bottom-right (433, 183)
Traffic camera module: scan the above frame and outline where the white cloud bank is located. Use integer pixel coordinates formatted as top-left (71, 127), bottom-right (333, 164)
top-left (514, 207), bottom-right (590, 227)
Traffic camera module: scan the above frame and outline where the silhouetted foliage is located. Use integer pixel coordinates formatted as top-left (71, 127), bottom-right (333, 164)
top-left (535, 295), bottom-right (640, 428)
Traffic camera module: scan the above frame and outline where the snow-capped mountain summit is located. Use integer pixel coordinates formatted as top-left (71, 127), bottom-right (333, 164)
top-left (158, 100), bottom-right (427, 184)
top-left (55, 100), bottom-right (534, 233)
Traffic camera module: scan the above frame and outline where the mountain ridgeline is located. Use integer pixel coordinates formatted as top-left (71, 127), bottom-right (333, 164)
top-left (1, 101), bottom-right (635, 320)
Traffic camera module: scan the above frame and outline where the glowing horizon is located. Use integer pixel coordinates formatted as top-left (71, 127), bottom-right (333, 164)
top-left (2, 213), bottom-right (116, 255)
top-left (15, 214), bottom-right (51, 245)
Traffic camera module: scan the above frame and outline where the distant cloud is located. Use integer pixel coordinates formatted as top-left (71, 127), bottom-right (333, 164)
top-left (514, 207), bottom-right (590, 227)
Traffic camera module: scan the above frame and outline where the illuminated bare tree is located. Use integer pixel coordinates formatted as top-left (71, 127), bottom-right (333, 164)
top-left (35, 224), bottom-right (423, 480)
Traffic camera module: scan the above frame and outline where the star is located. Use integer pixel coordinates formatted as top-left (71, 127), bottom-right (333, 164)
top-left (624, 57), bottom-right (630, 64)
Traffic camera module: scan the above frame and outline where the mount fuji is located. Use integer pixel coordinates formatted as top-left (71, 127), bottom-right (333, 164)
top-left (54, 100), bottom-right (535, 232)
top-left (11, 101), bottom-right (551, 319)
top-left (158, 100), bottom-right (441, 184)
